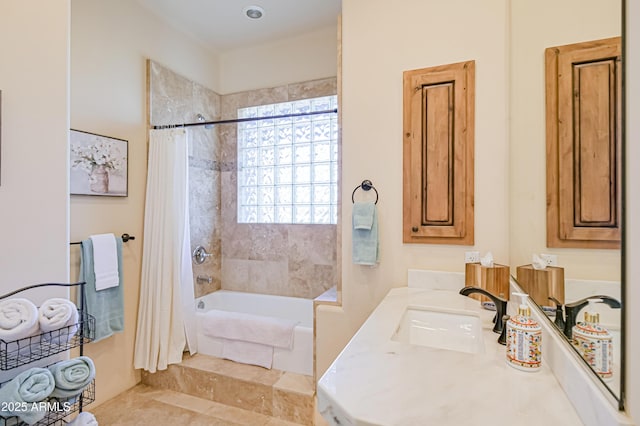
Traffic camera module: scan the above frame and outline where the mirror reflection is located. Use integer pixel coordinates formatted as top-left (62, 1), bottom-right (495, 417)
top-left (509, 0), bottom-right (622, 401)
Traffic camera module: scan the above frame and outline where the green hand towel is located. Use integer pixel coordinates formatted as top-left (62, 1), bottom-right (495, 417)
top-left (352, 202), bottom-right (379, 265)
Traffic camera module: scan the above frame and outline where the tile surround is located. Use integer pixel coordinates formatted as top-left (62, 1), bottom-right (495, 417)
top-left (220, 78), bottom-right (338, 299)
top-left (139, 354), bottom-right (315, 425)
top-left (150, 60), bottom-right (337, 300)
top-left (273, 373), bottom-right (315, 424)
top-left (149, 60), bottom-right (222, 298)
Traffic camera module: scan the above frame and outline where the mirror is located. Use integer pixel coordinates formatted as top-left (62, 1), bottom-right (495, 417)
top-left (509, 0), bottom-right (623, 405)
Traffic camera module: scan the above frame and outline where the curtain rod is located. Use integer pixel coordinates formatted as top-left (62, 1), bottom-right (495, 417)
top-left (151, 108), bottom-right (338, 130)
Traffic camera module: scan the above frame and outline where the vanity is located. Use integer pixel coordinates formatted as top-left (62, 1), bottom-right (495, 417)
top-left (317, 271), bottom-right (632, 426)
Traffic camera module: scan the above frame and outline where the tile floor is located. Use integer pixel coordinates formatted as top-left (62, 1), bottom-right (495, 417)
top-left (85, 354), bottom-right (331, 426)
top-left (90, 384), bottom-right (319, 425)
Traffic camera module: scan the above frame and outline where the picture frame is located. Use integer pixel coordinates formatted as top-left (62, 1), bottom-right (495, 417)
top-left (0, 90), bottom-right (2, 187)
top-left (70, 129), bottom-right (128, 197)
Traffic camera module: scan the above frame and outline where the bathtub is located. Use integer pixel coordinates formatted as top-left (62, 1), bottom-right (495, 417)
top-left (195, 290), bottom-right (313, 376)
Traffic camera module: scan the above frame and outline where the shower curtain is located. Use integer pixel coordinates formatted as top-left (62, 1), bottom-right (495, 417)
top-left (133, 128), bottom-right (197, 373)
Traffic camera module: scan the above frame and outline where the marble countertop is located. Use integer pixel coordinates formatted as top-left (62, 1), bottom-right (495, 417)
top-left (317, 286), bottom-right (584, 426)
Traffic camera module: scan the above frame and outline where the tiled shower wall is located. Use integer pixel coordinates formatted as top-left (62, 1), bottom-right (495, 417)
top-left (149, 60), bottom-right (337, 299)
top-left (148, 60), bottom-right (222, 298)
top-left (220, 79), bottom-right (338, 299)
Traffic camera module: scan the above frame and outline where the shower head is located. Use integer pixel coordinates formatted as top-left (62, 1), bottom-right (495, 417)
top-left (197, 113), bottom-right (215, 129)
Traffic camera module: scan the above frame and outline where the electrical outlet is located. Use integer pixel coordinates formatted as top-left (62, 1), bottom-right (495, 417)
top-left (540, 254), bottom-right (558, 267)
top-left (465, 251), bottom-right (481, 263)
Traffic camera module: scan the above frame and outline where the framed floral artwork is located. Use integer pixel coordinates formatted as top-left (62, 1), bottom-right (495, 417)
top-left (0, 90), bottom-right (2, 187)
top-left (70, 129), bottom-right (128, 196)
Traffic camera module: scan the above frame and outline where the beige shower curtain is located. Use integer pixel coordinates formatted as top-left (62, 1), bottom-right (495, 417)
top-left (133, 128), bottom-right (197, 373)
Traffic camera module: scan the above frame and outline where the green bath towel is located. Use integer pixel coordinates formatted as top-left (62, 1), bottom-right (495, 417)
top-left (0, 367), bottom-right (55, 424)
top-left (80, 237), bottom-right (124, 342)
top-left (48, 356), bottom-right (95, 398)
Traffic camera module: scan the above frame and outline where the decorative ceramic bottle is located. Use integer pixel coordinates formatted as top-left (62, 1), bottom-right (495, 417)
top-left (572, 298), bottom-right (613, 380)
top-left (506, 292), bottom-right (542, 372)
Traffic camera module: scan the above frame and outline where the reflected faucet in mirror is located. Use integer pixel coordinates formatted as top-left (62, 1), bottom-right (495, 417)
top-left (549, 295), bottom-right (621, 339)
top-left (459, 287), bottom-right (507, 334)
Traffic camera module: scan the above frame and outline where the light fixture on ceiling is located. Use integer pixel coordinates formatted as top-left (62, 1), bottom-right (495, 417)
top-left (243, 5), bottom-right (264, 20)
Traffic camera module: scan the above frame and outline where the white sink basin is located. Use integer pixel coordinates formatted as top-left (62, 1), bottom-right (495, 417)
top-left (391, 306), bottom-right (484, 353)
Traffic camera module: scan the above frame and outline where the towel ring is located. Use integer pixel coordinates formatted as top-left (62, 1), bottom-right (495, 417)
top-left (352, 179), bottom-right (378, 204)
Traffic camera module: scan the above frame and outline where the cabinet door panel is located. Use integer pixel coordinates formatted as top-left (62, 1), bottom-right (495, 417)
top-left (546, 37), bottom-right (621, 248)
top-left (403, 61), bottom-right (474, 245)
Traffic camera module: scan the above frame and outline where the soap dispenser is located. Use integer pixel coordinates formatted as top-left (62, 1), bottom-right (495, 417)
top-left (572, 298), bottom-right (613, 380)
top-left (506, 292), bottom-right (542, 372)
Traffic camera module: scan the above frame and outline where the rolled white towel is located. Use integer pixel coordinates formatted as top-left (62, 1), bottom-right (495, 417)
top-left (67, 412), bottom-right (98, 426)
top-left (0, 298), bottom-right (40, 356)
top-left (38, 298), bottom-right (79, 344)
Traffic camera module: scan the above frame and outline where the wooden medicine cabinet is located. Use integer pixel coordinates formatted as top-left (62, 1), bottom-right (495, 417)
top-left (403, 60), bottom-right (475, 245)
top-left (546, 37), bottom-right (621, 249)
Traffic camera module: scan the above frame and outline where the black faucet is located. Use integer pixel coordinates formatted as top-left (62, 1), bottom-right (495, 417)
top-left (459, 286), bottom-right (508, 334)
top-left (497, 315), bottom-right (510, 345)
top-left (548, 297), bottom-right (565, 331)
top-left (561, 295), bottom-right (621, 339)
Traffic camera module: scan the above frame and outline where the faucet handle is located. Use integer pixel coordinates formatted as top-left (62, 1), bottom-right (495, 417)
top-left (548, 297), bottom-right (565, 331)
top-left (193, 245), bottom-right (212, 264)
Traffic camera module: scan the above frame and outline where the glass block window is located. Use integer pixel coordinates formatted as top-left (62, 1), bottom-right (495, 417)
top-left (237, 95), bottom-right (338, 224)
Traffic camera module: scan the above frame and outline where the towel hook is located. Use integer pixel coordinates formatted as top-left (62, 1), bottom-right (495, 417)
top-left (351, 179), bottom-right (379, 204)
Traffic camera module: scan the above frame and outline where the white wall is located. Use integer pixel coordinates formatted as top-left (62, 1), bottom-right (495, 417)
top-left (70, 0), bottom-right (220, 406)
top-left (316, 0), bottom-right (510, 377)
top-left (625, 0), bottom-right (639, 420)
top-left (219, 25), bottom-right (338, 94)
top-left (0, 2), bottom-right (70, 303)
top-left (509, 0), bottom-right (621, 281)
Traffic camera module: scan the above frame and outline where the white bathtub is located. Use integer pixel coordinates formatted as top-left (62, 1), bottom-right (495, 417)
top-left (195, 290), bottom-right (313, 376)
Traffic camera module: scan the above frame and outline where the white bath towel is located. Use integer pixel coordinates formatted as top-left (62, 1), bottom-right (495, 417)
top-left (90, 233), bottom-right (120, 291)
top-left (201, 309), bottom-right (297, 349)
top-left (221, 339), bottom-right (274, 369)
top-left (38, 298), bottom-right (79, 344)
top-left (0, 298), bottom-right (40, 343)
top-left (67, 412), bottom-right (99, 426)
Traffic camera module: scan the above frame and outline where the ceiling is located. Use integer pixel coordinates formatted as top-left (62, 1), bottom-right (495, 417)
top-left (136, 0), bottom-right (342, 53)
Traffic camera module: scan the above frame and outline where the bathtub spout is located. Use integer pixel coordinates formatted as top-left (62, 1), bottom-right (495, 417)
top-left (197, 275), bottom-right (213, 284)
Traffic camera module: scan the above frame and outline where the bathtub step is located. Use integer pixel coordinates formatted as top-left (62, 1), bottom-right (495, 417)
top-left (141, 353), bottom-right (315, 425)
